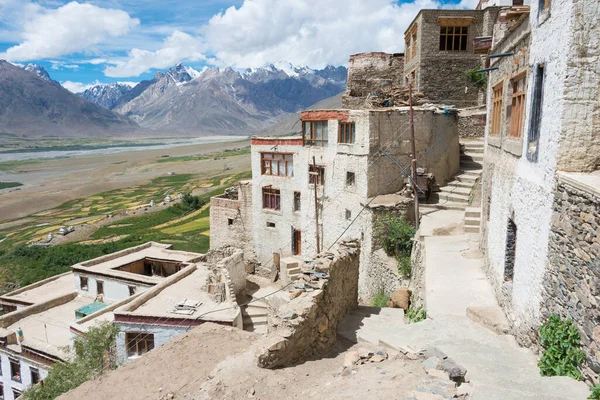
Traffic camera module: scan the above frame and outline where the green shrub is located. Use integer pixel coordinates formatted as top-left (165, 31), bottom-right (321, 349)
top-left (406, 307), bottom-right (427, 324)
top-left (377, 215), bottom-right (416, 258)
top-left (172, 193), bottom-right (206, 214)
top-left (463, 66), bottom-right (487, 90)
top-left (24, 322), bottom-right (119, 400)
top-left (371, 291), bottom-right (390, 308)
top-left (538, 314), bottom-right (585, 380)
top-left (589, 385), bottom-right (600, 400)
top-left (397, 253), bottom-right (411, 278)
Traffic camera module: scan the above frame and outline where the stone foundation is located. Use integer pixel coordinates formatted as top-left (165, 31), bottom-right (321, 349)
top-left (542, 175), bottom-right (600, 383)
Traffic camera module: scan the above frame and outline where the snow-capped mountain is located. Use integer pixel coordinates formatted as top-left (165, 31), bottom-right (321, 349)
top-left (22, 63), bottom-right (60, 85)
top-left (79, 83), bottom-right (134, 109)
top-left (112, 62), bottom-right (347, 135)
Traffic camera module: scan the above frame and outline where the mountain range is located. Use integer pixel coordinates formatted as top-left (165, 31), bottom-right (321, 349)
top-left (1, 62), bottom-right (346, 137)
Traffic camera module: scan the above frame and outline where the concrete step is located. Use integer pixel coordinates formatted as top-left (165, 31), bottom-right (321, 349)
top-left (437, 192), bottom-right (470, 204)
top-left (461, 161), bottom-right (484, 170)
top-left (243, 307), bottom-right (269, 318)
top-left (465, 217), bottom-right (481, 227)
top-left (287, 267), bottom-right (301, 275)
top-left (461, 154), bottom-right (484, 163)
top-left (453, 174), bottom-right (479, 184)
top-left (462, 150), bottom-right (484, 158)
top-left (465, 207), bottom-right (482, 218)
top-left (439, 186), bottom-right (472, 196)
top-left (464, 225), bottom-right (480, 233)
top-left (443, 180), bottom-right (475, 189)
top-left (421, 202), bottom-right (468, 211)
top-left (459, 168), bottom-right (483, 176)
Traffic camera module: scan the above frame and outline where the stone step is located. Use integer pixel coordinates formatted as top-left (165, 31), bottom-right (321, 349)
top-left (464, 225), bottom-right (480, 233)
top-left (287, 267), bottom-right (301, 275)
top-left (465, 217), bottom-right (481, 227)
top-left (421, 202), bottom-right (468, 211)
top-left (243, 315), bottom-right (267, 324)
top-left (453, 174), bottom-right (479, 184)
top-left (439, 186), bottom-right (472, 196)
top-left (439, 180), bottom-right (473, 190)
top-left (459, 168), bottom-right (483, 176)
top-left (243, 307), bottom-right (269, 318)
top-left (461, 161), bottom-right (484, 169)
top-left (461, 154), bottom-right (484, 162)
top-left (437, 192), bottom-right (470, 204)
top-left (465, 207), bottom-right (482, 218)
top-left (462, 149), bottom-right (484, 157)
top-left (461, 141), bottom-right (484, 148)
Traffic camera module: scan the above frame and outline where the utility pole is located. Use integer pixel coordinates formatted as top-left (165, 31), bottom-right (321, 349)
top-left (311, 156), bottom-right (321, 253)
top-left (408, 83), bottom-right (420, 230)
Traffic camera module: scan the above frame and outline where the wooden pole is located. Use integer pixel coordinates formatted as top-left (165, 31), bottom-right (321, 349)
top-left (312, 156), bottom-right (321, 253)
top-left (408, 83), bottom-right (420, 230)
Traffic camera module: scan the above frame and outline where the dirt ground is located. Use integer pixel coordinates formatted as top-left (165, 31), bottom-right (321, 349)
top-left (59, 323), bottom-right (458, 400)
top-left (0, 139), bottom-right (250, 223)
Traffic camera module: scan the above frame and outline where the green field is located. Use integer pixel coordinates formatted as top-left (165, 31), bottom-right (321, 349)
top-left (0, 181), bottom-right (23, 189)
top-left (156, 146), bottom-right (250, 163)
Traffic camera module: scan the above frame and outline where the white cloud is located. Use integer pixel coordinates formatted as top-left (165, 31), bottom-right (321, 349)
top-left (1, 1), bottom-right (139, 61)
top-left (61, 80), bottom-right (100, 93)
top-left (50, 61), bottom-right (80, 70)
top-left (104, 30), bottom-right (206, 77)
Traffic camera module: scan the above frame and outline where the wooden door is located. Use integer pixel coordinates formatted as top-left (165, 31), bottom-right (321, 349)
top-left (293, 230), bottom-right (302, 255)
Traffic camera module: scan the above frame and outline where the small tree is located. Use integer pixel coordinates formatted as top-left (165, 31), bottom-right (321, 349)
top-left (24, 322), bottom-right (119, 400)
top-left (463, 66), bottom-right (487, 91)
top-left (376, 215), bottom-right (416, 278)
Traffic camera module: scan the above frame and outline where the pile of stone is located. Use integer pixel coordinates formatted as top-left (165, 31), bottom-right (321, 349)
top-left (365, 85), bottom-right (430, 108)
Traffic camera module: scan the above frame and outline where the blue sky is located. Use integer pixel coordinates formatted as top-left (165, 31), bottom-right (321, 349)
top-left (0, 0), bottom-right (475, 91)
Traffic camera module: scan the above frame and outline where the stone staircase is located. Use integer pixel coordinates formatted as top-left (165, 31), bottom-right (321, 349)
top-left (430, 140), bottom-right (484, 209)
top-left (241, 299), bottom-right (269, 333)
top-left (465, 207), bottom-right (482, 234)
top-left (281, 257), bottom-right (302, 283)
top-left (337, 306), bottom-right (406, 344)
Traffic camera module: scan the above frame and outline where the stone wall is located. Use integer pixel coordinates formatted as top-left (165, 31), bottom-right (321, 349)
top-left (209, 181), bottom-right (253, 253)
top-left (342, 52), bottom-right (405, 109)
top-left (542, 174), bottom-right (600, 383)
top-left (458, 111), bottom-right (486, 138)
top-left (409, 236), bottom-right (426, 310)
top-left (257, 241), bottom-right (359, 369)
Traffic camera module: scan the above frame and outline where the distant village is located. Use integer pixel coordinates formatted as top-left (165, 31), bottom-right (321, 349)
top-left (1, 0), bottom-right (599, 398)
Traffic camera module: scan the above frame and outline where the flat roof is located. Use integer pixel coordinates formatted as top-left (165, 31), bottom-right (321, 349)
top-left (129, 267), bottom-right (238, 323)
top-left (1, 274), bottom-right (74, 305)
top-left (559, 171), bottom-right (600, 197)
top-left (72, 243), bottom-right (202, 285)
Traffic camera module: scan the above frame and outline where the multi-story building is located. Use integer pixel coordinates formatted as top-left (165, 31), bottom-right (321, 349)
top-left (404, 7), bottom-right (500, 107)
top-left (211, 106), bottom-right (459, 300)
top-left (479, 0), bottom-right (600, 381)
top-left (0, 242), bottom-right (243, 398)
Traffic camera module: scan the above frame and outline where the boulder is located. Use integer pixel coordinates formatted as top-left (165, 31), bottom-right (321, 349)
top-left (390, 289), bottom-right (411, 309)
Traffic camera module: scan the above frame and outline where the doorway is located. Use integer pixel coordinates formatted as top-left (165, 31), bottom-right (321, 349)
top-left (293, 229), bottom-right (302, 256)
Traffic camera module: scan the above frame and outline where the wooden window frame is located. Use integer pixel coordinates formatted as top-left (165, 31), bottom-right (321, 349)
top-left (260, 152), bottom-right (294, 177)
top-left (302, 121), bottom-right (328, 146)
top-left (12, 388), bottom-right (21, 399)
top-left (96, 280), bottom-right (104, 295)
top-left (412, 30), bottom-right (418, 59)
top-left (490, 81), bottom-right (504, 136)
top-left (79, 276), bottom-right (88, 291)
top-left (439, 26), bottom-right (468, 52)
top-left (527, 64), bottom-right (545, 161)
top-left (338, 122), bottom-right (356, 144)
top-left (9, 359), bottom-right (20, 383)
top-left (509, 73), bottom-right (527, 139)
top-left (30, 367), bottom-right (40, 385)
top-left (126, 332), bottom-right (154, 358)
top-left (308, 165), bottom-right (325, 186)
top-left (262, 187), bottom-right (281, 211)
top-left (293, 191), bottom-right (301, 212)
top-left (346, 171), bottom-right (356, 187)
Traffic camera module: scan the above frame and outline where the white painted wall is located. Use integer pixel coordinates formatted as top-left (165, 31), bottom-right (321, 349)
top-left (115, 322), bottom-right (189, 365)
top-left (482, 0), bottom-right (574, 338)
top-left (0, 350), bottom-right (49, 400)
top-left (73, 272), bottom-right (151, 303)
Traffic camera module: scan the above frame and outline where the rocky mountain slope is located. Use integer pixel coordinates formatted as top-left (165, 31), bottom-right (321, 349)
top-left (79, 83), bottom-right (133, 109)
top-left (23, 63), bottom-right (60, 86)
top-left (111, 63), bottom-right (346, 135)
top-left (0, 61), bottom-right (138, 137)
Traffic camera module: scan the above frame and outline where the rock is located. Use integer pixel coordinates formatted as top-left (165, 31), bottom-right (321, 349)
top-left (426, 369), bottom-right (448, 379)
top-left (448, 365), bottom-right (467, 383)
top-left (344, 351), bottom-right (360, 367)
top-left (390, 289), bottom-right (411, 309)
top-left (289, 290), bottom-right (304, 300)
top-left (370, 354), bottom-right (386, 363)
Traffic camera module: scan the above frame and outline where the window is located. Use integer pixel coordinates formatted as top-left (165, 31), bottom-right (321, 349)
top-left (527, 65), bottom-right (544, 162)
top-left (405, 39), bottom-right (411, 62)
top-left (128, 286), bottom-right (136, 296)
top-left (338, 122), bottom-right (355, 144)
top-left (96, 280), bottom-right (104, 296)
top-left (227, 218), bottom-right (234, 226)
top-left (439, 26), bottom-right (468, 51)
top-left (9, 359), bottom-right (20, 382)
top-left (539, 0), bottom-right (550, 12)
top-left (490, 81), bottom-right (503, 136)
top-left (509, 74), bottom-right (527, 139)
top-left (262, 187), bottom-right (281, 210)
top-left (0, 383), bottom-right (2, 400)
top-left (30, 367), bottom-right (39, 385)
top-left (309, 165), bottom-right (325, 186)
top-left (346, 172), bottom-right (356, 187)
top-left (11, 388), bottom-right (21, 399)
top-left (126, 332), bottom-right (154, 358)
top-left (293, 192), bottom-right (301, 212)
top-left (266, 222), bottom-right (276, 228)
top-left (345, 209), bottom-right (352, 220)
top-left (79, 276), bottom-right (88, 291)
top-left (303, 121), bottom-right (328, 146)
top-left (261, 153), bottom-right (294, 177)
top-left (412, 30), bottom-right (417, 59)
top-left (505, 218), bottom-right (517, 282)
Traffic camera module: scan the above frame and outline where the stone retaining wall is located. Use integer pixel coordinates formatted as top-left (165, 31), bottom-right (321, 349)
top-left (257, 241), bottom-right (360, 369)
top-left (409, 236), bottom-right (426, 310)
top-left (543, 176), bottom-right (600, 383)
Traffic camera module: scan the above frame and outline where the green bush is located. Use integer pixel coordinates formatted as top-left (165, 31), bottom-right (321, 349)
top-left (378, 215), bottom-right (416, 258)
top-left (406, 307), bottom-right (427, 324)
top-left (463, 66), bottom-right (487, 90)
top-left (397, 253), bottom-right (412, 278)
top-left (371, 291), bottom-right (390, 307)
top-left (172, 193), bottom-right (206, 214)
top-left (589, 385), bottom-right (600, 400)
top-left (24, 322), bottom-right (119, 400)
top-left (538, 314), bottom-right (585, 380)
